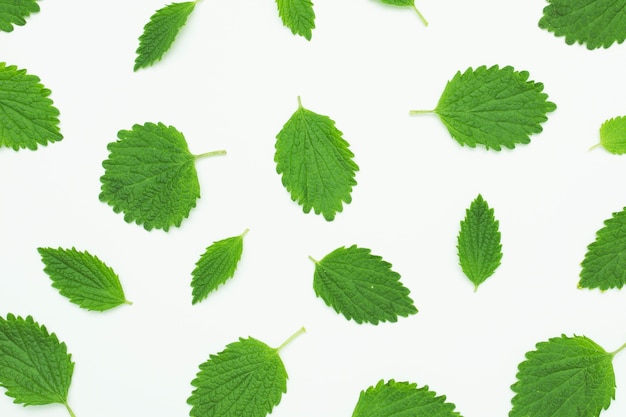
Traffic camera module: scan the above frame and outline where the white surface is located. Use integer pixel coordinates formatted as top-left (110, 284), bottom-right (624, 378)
top-left (1, 0), bottom-right (626, 416)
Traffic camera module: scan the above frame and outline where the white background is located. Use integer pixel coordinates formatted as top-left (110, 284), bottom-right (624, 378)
top-left (1, 0), bottom-right (626, 416)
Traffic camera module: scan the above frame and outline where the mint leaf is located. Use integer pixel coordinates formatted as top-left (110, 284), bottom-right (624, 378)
top-left (510, 335), bottom-right (621, 417)
top-left (275, 97), bottom-right (358, 221)
top-left (410, 65), bottom-right (556, 150)
top-left (353, 379), bottom-right (462, 417)
top-left (188, 327), bottom-right (305, 417)
top-left (0, 63), bottom-right (62, 151)
top-left (99, 122), bottom-right (225, 231)
top-left (275, 0), bottom-right (315, 40)
top-left (38, 247), bottom-right (131, 311)
top-left (593, 116), bottom-right (626, 155)
top-left (457, 194), bottom-right (502, 290)
top-left (0, 314), bottom-right (76, 417)
top-left (539, 0), bottom-right (626, 50)
top-left (0, 0), bottom-right (39, 32)
top-left (310, 245), bottom-right (417, 324)
top-left (134, 1), bottom-right (197, 71)
top-left (580, 207), bottom-right (626, 290)
top-left (191, 228), bottom-right (248, 304)
top-left (378, 0), bottom-right (428, 25)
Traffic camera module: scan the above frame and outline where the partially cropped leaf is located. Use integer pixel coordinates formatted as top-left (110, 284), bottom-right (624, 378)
top-left (510, 335), bottom-right (619, 417)
top-left (311, 245), bottom-right (417, 324)
top-left (188, 327), bottom-right (305, 417)
top-left (411, 65), bottom-right (556, 150)
top-left (457, 194), bottom-right (502, 290)
top-left (0, 0), bottom-right (39, 32)
top-left (0, 63), bottom-right (62, 150)
top-left (353, 379), bottom-right (462, 417)
top-left (191, 229), bottom-right (248, 304)
top-left (99, 122), bottom-right (225, 231)
top-left (580, 207), bottom-right (626, 290)
top-left (377, 0), bottom-right (428, 25)
top-left (539, 0), bottom-right (626, 50)
top-left (134, 1), bottom-right (197, 71)
top-left (0, 314), bottom-right (76, 416)
top-left (275, 0), bottom-right (315, 40)
top-left (275, 97), bottom-right (358, 221)
top-left (38, 247), bottom-right (131, 311)
top-left (596, 116), bottom-right (626, 155)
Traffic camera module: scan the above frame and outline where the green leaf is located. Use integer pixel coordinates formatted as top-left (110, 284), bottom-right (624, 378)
top-left (377, 0), bottom-right (428, 25)
top-left (410, 65), bottom-right (556, 150)
top-left (457, 194), bottom-right (502, 290)
top-left (310, 245), bottom-right (417, 324)
top-left (510, 335), bottom-right (618, 417)
top-left (38, 247), bottom-right (131, 311)
top-left (538, 0), bottom-right (626, 50)
top-left (99, 122), bottom-right (226, 231)
top-left (0, 314), bottom-right (76, 416)
top-left (580, 207), bottom-right (626, 290)
top-left (0, 63), bottom-right (62, 151)
top-left (275, 0), bottom-right (315, 40)
top-left (134, 1), bottom-right (197, 71)
top-left (191, 228), bottom-right (248, 304)
top-left (353, 379), bottom-right (462, 417)
top-left (275, 97), bottom-right (358, 221)
top-left (594, 116), bottom-right (626, 155)
top-left (188, 327), bottom-right (305, 417)
top-left (0, 0), bottom-right (39, 32)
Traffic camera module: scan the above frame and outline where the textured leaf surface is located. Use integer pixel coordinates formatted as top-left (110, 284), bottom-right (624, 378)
top-left (134, 1), bottom-right (197, 71)
top-left (580, 207), bottom-right (626, 290)
top-left (0, 63), bottom-right (62, 150)
top-left (510, 335), bottom-right (616, 417)
top-left (0, 314), bottom-right (74, 409)
top-left (275, 0), bottom-right (315, 40)
top-left (0, 0), bottom-right (39, 32)
top-left (38, 247), bottom-right (130, 311)
top-left (275, 97), bottom-right (358, 221)
top-left (539, 0), bottom-right (626, 49)
top-left (457, 194), bottom-right (502, 290)
top-left (191, 229), bottom-right (248, 304)
top-left (311, 245), bottom-right (417, 324)
top-left (378, 0), bottom-right (428, 24)
top-left (352, 379), bottom-right (462, 417)
top-left (598, 116), bottom-right (626, 155)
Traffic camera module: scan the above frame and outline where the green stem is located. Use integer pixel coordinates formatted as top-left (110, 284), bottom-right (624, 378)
top-left (409, 109), bottom-right (435, 115)
top-left (589, 143), bottom-right (602, 151)
top-left (412, 5), bottom-right (428, 26)
top-left (64, 402), bottom-right (77, 417)
top-left (276, 326), bottom-right (306, 352)
top-left (241, 228), bottom-right (250, 237)
top-left (297, 96), bottom-right (303, 109)
top-left (308, 255), bottom-right (319, 264)
top-left (611, 341), bottom-right (626, 357)
top-left (124, 299), bottom-right (134, 306)
top-left (194, 150), bottom-right (227, 161)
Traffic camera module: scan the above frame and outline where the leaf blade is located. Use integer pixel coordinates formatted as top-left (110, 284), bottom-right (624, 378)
top-left (598, 116), bottom-right (626, 154)
top-left (275, 0), bottom-right (315, 40)
top-left (0, 0), bottom-right (39, 32)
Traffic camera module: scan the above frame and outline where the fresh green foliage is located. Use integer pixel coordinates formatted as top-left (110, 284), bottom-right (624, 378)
top-left (99, 122), bottom-right (225, 231)
top-left (510, 335), bottom-right (624, 417)
top-left (593, 116), bottom-right (626, 154)
top-left (352, 379), bottom-right (462, 417)
top-left (275, 0), bottom-right (315, 40)
top-left (275, 97), bottom-right (358, 221)
top-left (191, 229), bottom-right (248, 304)
top-left (188, 327), bottom-right (305, 417)
top-left (310, 245), bottom-right (417, 324)
top-left (378, 0), bottom-right (428, 25)
top-left (457, 195), bottom-right (502, 290)
top-left (410, 65), bottom-right (556, 150)
top-left (134, 1), bottom-right (197, 71)
top-left (38, 247), bottom-right (131, 311)
top-left (0, 314), bottom-right (76, 417)
top-left (538, 0), bottom-right (626, 49)
top-left (580, 207), bottom-right (626, 290)
top-left (0, 0), bottom-right (39, 32)
top-left (0, 63), bottom-right (62, 150)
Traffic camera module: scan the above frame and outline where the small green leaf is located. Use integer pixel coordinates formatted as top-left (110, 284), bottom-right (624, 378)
top-left (311, 245), bottom-right (417, 324)
top-left (275, 97), bottom-right (358, 221)
top-left (510, 335), bottom-right (617, 417)
top-left (457, 194), bottom-right (502, 290)
top-left (410, 65), bottom-right (556, 150)
top-left (594, 116), bottom-right (626, 154)
top-left (38, 247), bottom-right (131, 311)
top-left (0, 314), bottom-right (76, 417)
top-left (539, 0), bottom-right (626, 50)
top-left (377, 0), bottom-right (428, 25)
top-left (275, 0), bottom-right (315, 40)
top-left (191, 228), bottom-right (248, 304)
top-left (0, 63), bottom-right (62, 151)
top-left (99, 122), bottom-right (226, 231)
top-left (134, 1), bottom-right (197, 71)
top-left (188, 327), bottom-right (305, 417)
top-left (0, 0), bottom-right (39, 32)
top-left (353, 379), bottom-right (462, 417)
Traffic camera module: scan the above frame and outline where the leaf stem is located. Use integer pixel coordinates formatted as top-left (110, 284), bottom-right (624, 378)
top-left (308, 255), bottom-right (319, 264)
top-left (276, 326), bottom-right (306, 352)
top-left (409, 109), bottom-right (435, 115)
top-left (194, 150), bottom-right (227, 161)
top-left (611, 341), bottom-right (626, 357)
top-left (241, 228), bottom-right (250, 237)
top-left (297, 96), bottom-right (303, 109)
top-left (412, 5), bottom-right (428, 26)
top-left (64, 401), bottom-right (77, 417)
top-left (589, 143), bottom-right (602, 151)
